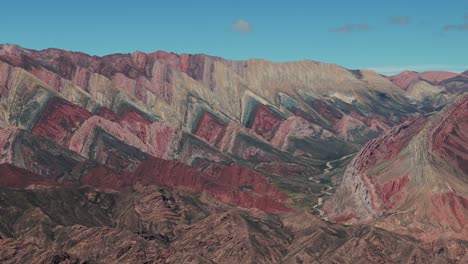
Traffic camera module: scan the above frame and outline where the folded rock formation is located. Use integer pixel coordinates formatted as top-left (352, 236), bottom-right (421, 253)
top-left (0, 44), bottom-right (467, 263)
top-left (325, 95), bottom-right (468, 241)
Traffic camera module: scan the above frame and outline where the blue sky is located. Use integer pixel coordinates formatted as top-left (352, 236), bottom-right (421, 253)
top-left (2, 0), bottom-right (467, 75)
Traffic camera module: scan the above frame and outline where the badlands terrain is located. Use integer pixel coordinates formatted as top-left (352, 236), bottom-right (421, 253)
top-left (0, 44), bottom-right (466, 263)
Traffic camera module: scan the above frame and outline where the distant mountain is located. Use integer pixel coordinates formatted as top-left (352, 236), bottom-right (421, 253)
top-left (387, 70), bottom-right (462, 90)
top-left (0, 44), bottom-right (466, 263)
top-left (389, 69), bottom-right (467, 91)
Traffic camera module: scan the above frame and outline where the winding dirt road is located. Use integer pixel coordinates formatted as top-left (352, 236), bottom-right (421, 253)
top-left (310, 153), bottom-right (355, 216)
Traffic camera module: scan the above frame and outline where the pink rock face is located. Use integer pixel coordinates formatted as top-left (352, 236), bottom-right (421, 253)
top-left (145, 50), bottom-right (191, 74)
top-left (431, 192), bottom-right (468, 228)
top-left (0, 45), bottom-right (222, 103)
top-left (347, 110), bottom-right (389, 132)
top-left (31, 97), bottom-right (93, 146)
top-left (96, 107), bottom-right (121, 122)
top-left (96, 107), bottom-right (154, 142)
top-left (31, 66), bottom-right (66, 92)
top-left (377, 175), bottom-right (409, 208)
top-left (331, 212), bottom-right (356, 223)
top-left (193, 111), bottom-right (227, 146)
top-left (4, 122), bottom-right (291, 213)
top-left (118, 110), bottom-right (152, 142)
top-left (133, 159), bottom-right (290, 213)
top-left (388, 71), bottom-right (421, 90)
top-left (251, 104), bottom-right (284, 141)
top-left (419, 71), bottom-right (461, 84)
top-left (326, 97), bottom-right (468, 240)
top-left (431, 95), bottom-right (468, 175)
top-left (270, 116), bottom-right (317, 150)
top-left (388, 70), bottom-right (462, 90)
top-left (147, 122), bottom-right (180, 159)
top-left (0, 84), bottom-right (291, 213)
top-left (351, 117), bottom-right (428, 175)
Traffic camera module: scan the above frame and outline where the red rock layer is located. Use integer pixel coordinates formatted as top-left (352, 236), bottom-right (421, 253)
top-left (377, 175), bottom-right (409, 208)
top-left (193, 111), bottom-right (227, 146)
top-left (326, 97), bottom-right (468, 240)
top-left (420, 71), bottom-right (462, 85)
top-left (251, 104), bottom-right (284, 141)
top-left (0, 45), bottom-right (220, 102)
top-left (8, 114), bottom-right (292, 213)
top-left (388, 70), bottom-right (463, 90)
top-left (350, 117), bottom-right (428, 175)
top-left (270, 116), bottom-right (320, 150)
top-left (118, 110), bottom-right (153, 142)
top-left (307, 98), bottom-right (343, 125)
top-left (80, 165), bottom-right (134, 191)
top-left (133, 159), bottom-right (290, 213)
top-left (348, 118), bottom-right (427, 209)
top-left (431, 95), bottom-right (468, 175)
top-left (0, 164), bottom-right (60, 189)
top-left (31, 97), bottom-right (93, 146)
top-left (431, 192), bottom-right (468, 229)
top-left (388, 71), bottom-right (424, 90)
top-left (96, 107), bottom-right (153, 142)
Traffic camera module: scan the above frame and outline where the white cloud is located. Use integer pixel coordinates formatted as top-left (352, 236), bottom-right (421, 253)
top-left (443, 14), bottom-right (468, 31)
top-left (389, 16), bottom-right (411, 25)
top-left (232, 19), bottom-right (252, 33)
top-left (364, 64), bottom-right (468, 75)
top-left (332, 24), bottom-right (369, 33)
top-left (443, 23), bottom-right (468, 31)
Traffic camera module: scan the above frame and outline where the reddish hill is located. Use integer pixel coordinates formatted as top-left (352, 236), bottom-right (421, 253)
top-left (325, 95), bottom-right (468, 241)
top-left (388, 70), bottom-right (465, 90)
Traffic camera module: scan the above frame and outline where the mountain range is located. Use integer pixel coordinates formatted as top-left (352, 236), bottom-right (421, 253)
top-left (0, 44), bottom-right (466, 263)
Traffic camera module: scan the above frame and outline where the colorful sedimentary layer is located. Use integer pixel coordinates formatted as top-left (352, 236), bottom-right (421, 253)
top-left (0, 44), bottom-right (465, 219)
top-left (249, 104), bottom-right (285, 141)
top-left (387, 70), bottom-right (468, 105)
top-left (0, 44), bottom-right (466, 263)
top-left (192, 111), bottom-right (227, 146)
top-left (388, 70), bottom-right (465, 90)
top-left (325, 96), bottom-right (468, 240)
top-left (431, 97), bottom-right (468, 175)
top-left (31, 97), bottom-right (93, 145)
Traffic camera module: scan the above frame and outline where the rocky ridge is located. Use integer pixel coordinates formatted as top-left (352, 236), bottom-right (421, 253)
top-left (0, 44), bottom-right (466, 263)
